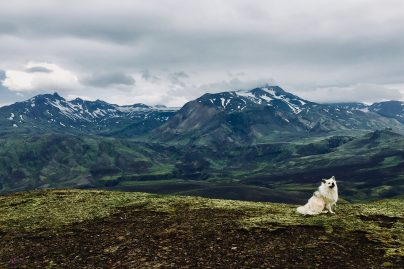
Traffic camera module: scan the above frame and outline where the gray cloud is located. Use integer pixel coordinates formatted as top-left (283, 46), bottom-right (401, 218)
top-left (297, 84), bottom-right (404, 104)
top-left (25, 66), bottom-right (53, 73)
top-left (141, 70), bottom-right (160, 82)
top-left (199, 78), bottom-right (276, 93)
top-left (81, 72), bottom-right (135, 87)
top-left (169, 71), bottom-right (189, 87)
top-left (171, 71), bottom-right (189, 80)
top-left (0, 0), bottom-right (404, 106)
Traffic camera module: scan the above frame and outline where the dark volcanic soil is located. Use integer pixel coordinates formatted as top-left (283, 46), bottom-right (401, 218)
top-left (0, 205), bottom-right (400, 269)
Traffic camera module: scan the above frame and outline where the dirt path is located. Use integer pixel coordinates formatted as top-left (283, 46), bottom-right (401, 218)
top-left (0, 205), bottom-right (400, 268)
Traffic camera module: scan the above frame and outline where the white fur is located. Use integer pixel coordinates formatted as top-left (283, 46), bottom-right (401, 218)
top-left (296, 176), bottom-right (338, 215)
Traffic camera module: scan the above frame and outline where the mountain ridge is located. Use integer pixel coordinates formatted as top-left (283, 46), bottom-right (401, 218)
top-left (0, 92), bottom-right (178, 136)
top-left (2, 86), bottom-right (404, 144)
top-left (153, 86), bottom-right (404, 145)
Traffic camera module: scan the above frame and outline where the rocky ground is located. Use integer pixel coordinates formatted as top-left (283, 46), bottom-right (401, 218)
top-left (0, 190), bottom-right (402, 268)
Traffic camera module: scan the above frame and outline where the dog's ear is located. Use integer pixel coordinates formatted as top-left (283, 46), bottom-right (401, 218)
top-left (331, 176), bottom-right (335, 180)
top-left (321, 179), bottom-right (326, 183)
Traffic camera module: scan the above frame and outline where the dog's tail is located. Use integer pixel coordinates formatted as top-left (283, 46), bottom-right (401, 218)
top-left (296, 206), bottom-right (308, 215)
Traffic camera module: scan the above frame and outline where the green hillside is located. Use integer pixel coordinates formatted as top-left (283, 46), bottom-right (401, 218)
top-left (0, 134), bottom-right (179, 193)
top-left (0, 130), bottom-right (403, 203)
top-left (0, 190), bottom-right (402, 268)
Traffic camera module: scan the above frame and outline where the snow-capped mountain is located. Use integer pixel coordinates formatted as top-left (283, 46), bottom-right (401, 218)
top-left (197, 86), bottom-right (313, 114)
top-left (1, 87), bottom-right (403, 142)
top-left (0, 92), bottom-right (178, 135)
top-left (325, 102), bottom-right (369, 111)
top-left (154, 86), bottom-right (404, 145)
top-left (369, 101), bottom-right (404, 123)
top-left (326, 101), bottom-right (404, 123)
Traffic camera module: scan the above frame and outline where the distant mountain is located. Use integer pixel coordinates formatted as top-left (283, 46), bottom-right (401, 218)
top-left (327, 101), bottom-right (404, 123)
top-left (325, 102), bottom-right (369, 111)
top-left (1, 87), bottom-right (403, 143)
top-left (369, 101), bottom-right (404, 123)
top-left (154, 86), bottom-right (404, 146)
top-left (196, 86), bottom-right (314, 114)
top-left (0, 93), bottom-right (178, 136)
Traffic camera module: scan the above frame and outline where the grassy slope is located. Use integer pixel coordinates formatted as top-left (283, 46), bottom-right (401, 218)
top-left (239, 131), bottom-right (404, 201)
top-left (111, 131), bottom-right (404, 203)
top-left (0, 130), bottom-right (402, 203)
top-left (0, 189), bottom-right (402, 268)
top-left (0, 134), bottom-right (178, 193)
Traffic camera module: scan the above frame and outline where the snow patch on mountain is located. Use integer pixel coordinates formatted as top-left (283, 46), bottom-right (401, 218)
top-left (236, 90), bottom-right (256, 100)
top-left (260, 94), bottom-right (273, 102)
top-left (0, 93), bottom-right (180, 133)
top-left (232, 87), bottom-right (305, 113)
top-left (220, 97), bottom-right (231, 108)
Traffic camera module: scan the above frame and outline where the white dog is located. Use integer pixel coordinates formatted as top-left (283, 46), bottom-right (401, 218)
top-left (296, 176), bottom-right (338, 215)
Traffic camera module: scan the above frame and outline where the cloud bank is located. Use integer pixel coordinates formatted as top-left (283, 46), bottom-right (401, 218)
top-left (1, 0), bottom-right (404, 106)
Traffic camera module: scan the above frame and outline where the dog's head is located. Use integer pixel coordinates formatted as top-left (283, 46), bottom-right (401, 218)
top-left (321, 176), bottom-right (337, 189)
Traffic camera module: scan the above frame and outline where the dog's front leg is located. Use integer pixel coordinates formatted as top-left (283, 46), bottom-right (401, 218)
top-left (326, 204), bottom-right (335, 214)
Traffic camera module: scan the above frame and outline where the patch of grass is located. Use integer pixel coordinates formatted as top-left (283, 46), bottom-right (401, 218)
top-left (370, 185), bottom-right (393, 197)
top-left (118, 179), bottom-right (185, 187)
top-left (239, 199), bottom-right (404, 258)
top-left (142, 164), bottom-right (175, 175)
top-left (98, 175), bottom-right (122, 181)
top-left (271, 183), bottom-right (317, 192)
top-left (0, 190), bottom-right (156, 231)
top-left (380, 156), bottom-right (402, 167)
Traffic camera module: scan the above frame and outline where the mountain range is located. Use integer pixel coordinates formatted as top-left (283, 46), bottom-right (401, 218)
top-left (0, 92), bottom-right (178, 137)
top-left (0, 85), bottom-right (403, 202)
top-left (1, 86), bottom-right (403, 141)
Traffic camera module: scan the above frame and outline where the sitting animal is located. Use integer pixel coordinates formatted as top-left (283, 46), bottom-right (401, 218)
top-left (296, 176), bottom-right (338, 215)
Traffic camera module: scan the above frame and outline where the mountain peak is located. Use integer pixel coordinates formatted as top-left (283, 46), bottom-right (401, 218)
top-left (28, 92), bottom-right (65, 103)
top-left (131, 103), bottom-right (150, 108)
top-left (250, 85), bottom-right (286, 94)
top-left (370, 100), bottom-right (404, 123)
top-left (196, 86), bottom-right (312, 114)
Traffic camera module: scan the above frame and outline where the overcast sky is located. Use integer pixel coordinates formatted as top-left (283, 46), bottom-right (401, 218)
top-left (1, 0), bottom-right (404, 107)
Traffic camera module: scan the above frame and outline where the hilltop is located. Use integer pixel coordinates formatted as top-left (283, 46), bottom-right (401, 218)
top-left (0, 189), bottom-right (402, 268)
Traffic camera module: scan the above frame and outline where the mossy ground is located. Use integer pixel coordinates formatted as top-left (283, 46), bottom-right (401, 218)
top-left (0, 189), bottom-right (402, 268)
